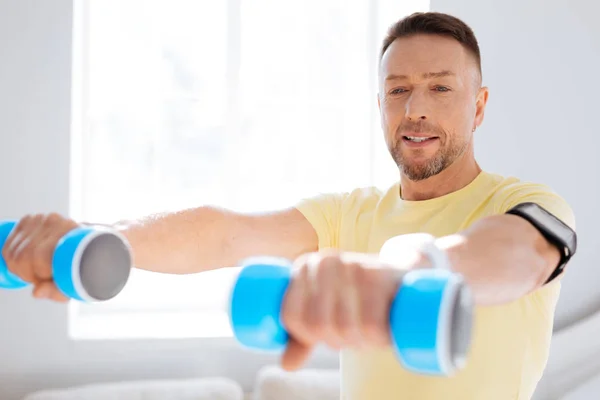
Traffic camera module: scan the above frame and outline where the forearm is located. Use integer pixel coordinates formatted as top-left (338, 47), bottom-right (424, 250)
top-left (114, 206), bottom-right (239, 274)
top-left (112, 205), bottom-right (317, 275)
top-left (435, 214), bottom-right (561, 305)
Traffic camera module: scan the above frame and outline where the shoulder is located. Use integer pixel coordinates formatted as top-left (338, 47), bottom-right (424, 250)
top-left (343, 185), bottom-right (389, 207)
top-left (486, 173), bottom-right (575, 229)
top-left (293, 185), bottom-right (392, 250)
top-left (294, 183), bottom-right (394, 220)
top-left (294, 186), bottom-right (379, 208)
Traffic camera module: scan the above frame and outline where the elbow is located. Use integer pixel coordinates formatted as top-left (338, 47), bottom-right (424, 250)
top-left (532, 233), bottom-right (562, 288)
top-left (528, 246), bottom-right (552, 293)
top-left (501, 234), bottom-right (557, 301)
top-left (503, 214), bottom-right (560, 290)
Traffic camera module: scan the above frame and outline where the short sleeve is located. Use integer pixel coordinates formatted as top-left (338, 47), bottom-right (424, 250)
top-left (294, 192), bottom-right (348, 250)
top-left (495, 182), bottom-right (576, 230)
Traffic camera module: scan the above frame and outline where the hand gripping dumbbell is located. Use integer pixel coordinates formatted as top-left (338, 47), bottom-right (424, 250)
top-left (0, 220), bottom-right (132, 302)
top-left (229, 237), bottom-right (474, 376)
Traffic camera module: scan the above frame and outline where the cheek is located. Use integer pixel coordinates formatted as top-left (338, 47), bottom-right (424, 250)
top-left (380, 102), bottom-right (403, 136)
top-left (437, 98), bottom-right (474, 135)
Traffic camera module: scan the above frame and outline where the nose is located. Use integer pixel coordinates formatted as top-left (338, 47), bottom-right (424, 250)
top-left (404, 91), bottom-right (429, 121)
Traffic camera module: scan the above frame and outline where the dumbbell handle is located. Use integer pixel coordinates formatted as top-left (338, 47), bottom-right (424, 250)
top-left (0, 220), bottom-right (132, 302)
top-left (229, 257), bottom-right (473, 376)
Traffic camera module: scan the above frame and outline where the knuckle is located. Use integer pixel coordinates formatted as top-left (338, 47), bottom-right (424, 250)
top-left (16, 215), bottom-right (31, 228)
top-left (293, 252), bottom-right (313, 268)
top-left (316, 254), bottom-right (342, 279)
top-left (345, 261), bottom-right (361, 276)
top-left (28, 214), bottom-right (43, 228)
top-left (44, 212), bottom-right (62, 226)
top-left (318, 254), bottom-right (341, 269)
top-left (297, 261), bottom-right (311, 278)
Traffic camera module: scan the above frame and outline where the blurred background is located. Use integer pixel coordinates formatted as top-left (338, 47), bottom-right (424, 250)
top-left (0, 0), bottom-right (599, 399)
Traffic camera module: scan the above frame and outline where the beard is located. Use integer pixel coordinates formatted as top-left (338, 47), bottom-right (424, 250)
top-left (389, 122), bottom-right (468, 181)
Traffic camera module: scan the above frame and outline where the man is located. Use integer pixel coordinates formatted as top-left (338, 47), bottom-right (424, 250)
top-left (2, 12), bottom-right (577, 400)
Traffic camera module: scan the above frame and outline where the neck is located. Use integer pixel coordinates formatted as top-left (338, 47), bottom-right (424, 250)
top-left (399, 150), bottom-right (481, 201)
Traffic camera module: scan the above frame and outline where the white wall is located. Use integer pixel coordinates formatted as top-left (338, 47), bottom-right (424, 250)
top-left (433, 0), bottom-right (600, 331)
top-left (0, 1), bottom-right (337, 399)
top-left (1, 0), bottom-right (599, 399)
top-left (430, 0), bottom-right (600, 398)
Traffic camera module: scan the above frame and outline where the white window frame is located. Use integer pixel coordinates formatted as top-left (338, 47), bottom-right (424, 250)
top-left (68, 0), bottom-right (430, 341)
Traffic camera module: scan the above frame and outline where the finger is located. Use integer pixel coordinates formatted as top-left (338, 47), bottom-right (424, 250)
top-left (282, 259), bottom-right (317, 349)
top-left (308, 255), bottom-right (344, 350)
top-left (335, 261), bottom-right (363, 348)
top-left (357, 268), bottom-right (392, 347)
top-left (12, 216), bottom-right (51, 266)
top-left (281, 337), bottom-right (314, 371)
top-left (31, 216), bottom-right (79, 300)
top-left (4, 215), bottom-right (37, 259)
top-left (32, 280), bottom-right (68, 302)
top-left (43, 213), bottom-right (79, 235)
top-left (24, 214), bottom-right (77, 284)
top-left (4, 215), bottom-right (44, 282)
top-left (31, 225), bottom-right (72, 282)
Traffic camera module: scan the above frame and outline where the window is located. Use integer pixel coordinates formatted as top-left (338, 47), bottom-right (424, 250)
top-left (69, 0), bottom-right (430, 340)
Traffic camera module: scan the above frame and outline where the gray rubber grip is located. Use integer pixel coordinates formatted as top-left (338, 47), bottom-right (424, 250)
top-left (450, 284), bottom-right (473, 369)
top-left (79, 232), bottom-right (132, 301)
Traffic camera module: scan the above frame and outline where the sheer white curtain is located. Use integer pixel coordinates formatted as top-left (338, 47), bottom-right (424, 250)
top-left (69, 0), bottom-right (429, 339)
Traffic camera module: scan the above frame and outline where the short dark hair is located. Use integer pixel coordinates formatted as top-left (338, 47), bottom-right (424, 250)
top-left (381, 12), bottom-right (481, 75)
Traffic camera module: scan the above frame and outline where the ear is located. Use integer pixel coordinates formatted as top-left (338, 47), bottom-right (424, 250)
top-left (474, 86), bottom-right (489, 130)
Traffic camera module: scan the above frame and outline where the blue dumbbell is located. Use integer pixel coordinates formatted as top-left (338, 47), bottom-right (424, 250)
top-left (0, 220), bottom-right (132, 302)
top-left (229, 256), bottom-right (473, 376)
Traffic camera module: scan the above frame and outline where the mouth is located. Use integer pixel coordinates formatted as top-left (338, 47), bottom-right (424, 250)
top-left (402, 135), bottom-right (440, 147)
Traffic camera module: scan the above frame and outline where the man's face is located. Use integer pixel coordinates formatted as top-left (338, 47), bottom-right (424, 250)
top-left (378, 34), bottom-right (487, 181)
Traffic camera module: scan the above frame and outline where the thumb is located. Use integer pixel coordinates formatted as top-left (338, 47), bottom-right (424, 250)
top-left (33, 281), bottom-right (69, 303)
top-left (281, 337), bottom-right (314, 371)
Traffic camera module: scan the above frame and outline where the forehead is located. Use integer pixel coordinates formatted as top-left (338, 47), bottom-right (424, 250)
top-left (380, 34), bottom-right (472, 79)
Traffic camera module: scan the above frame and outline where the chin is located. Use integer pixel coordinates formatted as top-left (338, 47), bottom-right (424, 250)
top-left (402, 170), bottom-right (437, 182)
top-left (400, 160), bottom-right (446, 181)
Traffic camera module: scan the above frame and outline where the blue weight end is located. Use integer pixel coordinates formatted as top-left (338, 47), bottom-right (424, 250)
top-left (0, 220), bottom-right (30, 289)
top-left (390, 268), bottom-right (461, 376)
top-left (229, 257), bottom-right (293, 352)
top-left (52, 227), bottom-right (96, 301)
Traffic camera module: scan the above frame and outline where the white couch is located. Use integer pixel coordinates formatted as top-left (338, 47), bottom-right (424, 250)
top-left (24, 348), bottom-right (600, 400)
top-left (23, 377), bottom-right (245, 400)
top-left (23, 367), bottom-right (341, 400)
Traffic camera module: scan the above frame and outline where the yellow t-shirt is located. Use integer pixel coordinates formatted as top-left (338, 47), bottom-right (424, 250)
top-left (295, 171), bottom-right (575, 400)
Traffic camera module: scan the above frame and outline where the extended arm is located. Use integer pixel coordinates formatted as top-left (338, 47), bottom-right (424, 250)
top-left (436, 211), bottom-right (571, 305)
top-left (116, 206), bottom-right (318, 274)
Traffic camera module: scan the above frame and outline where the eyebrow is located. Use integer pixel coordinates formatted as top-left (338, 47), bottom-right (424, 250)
top-left (385, 70), bottom-right (455, 81)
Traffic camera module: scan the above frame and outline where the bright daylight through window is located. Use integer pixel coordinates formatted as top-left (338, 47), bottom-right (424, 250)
top-left (69, 0), bottom-right (429, 339)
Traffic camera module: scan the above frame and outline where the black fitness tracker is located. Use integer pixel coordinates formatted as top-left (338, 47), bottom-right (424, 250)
top-left (506, 202), bottom-right (577, 284)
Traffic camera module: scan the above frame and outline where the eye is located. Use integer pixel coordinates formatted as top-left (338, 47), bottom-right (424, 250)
top-left (390, 88), bottom-right (408, 95)
top-left (433, 86), bottom-right (451, 92)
